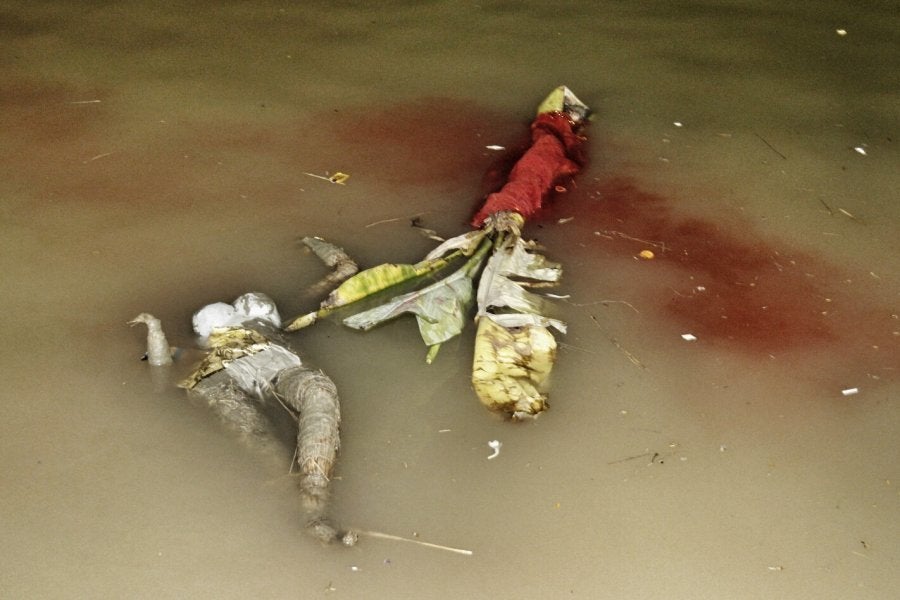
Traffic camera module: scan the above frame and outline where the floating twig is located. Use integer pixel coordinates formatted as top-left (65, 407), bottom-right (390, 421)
top-left (609, 337), bottom-right (646, 368)
top-left (594, 229), bottom-right (668, 252)
top-left (607, 451), bottom-right (654, 465)
top-left (364, 211), bottom-right (429, 228)
top-left (303, 171), bottom-right (350, 184)
top-left (355, 529), bottom-right (474, 556)
top-left (588, 315), bottom-right (645, 368)
top-left (572, 299), bottom-right (640, 314)
top-left (83, 151), bottom-right (114, 164)
top-left (754, 132), bottom-right (787, 160)
top-left (837, 207), bottom-right (862, 222)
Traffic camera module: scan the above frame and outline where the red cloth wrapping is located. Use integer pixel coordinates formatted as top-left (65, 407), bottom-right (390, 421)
top-left (471, 112), bottom-right (586, 228)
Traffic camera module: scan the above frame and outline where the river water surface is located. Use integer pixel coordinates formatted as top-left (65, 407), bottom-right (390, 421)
top-left (1, 1), bottom-right (898, 598)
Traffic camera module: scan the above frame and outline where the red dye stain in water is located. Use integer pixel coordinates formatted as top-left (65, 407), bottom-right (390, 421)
top-left (553, 177), bottom-right (899, 386)
top-left (591, 179), bottom-right (834, 353)
top-left (329, 97), bottom-right (522, 187)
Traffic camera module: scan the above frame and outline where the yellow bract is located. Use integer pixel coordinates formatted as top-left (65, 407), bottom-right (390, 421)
top-left (471, 317), bottom-right (557, 419)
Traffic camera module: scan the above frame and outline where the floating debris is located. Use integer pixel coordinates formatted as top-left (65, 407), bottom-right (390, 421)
top-left (302, 236), bottom-right (359, 295)
top-left (284, 86), bottom-right (591, 419)
top-left (303, 171), bottom-right (350, 184)
top-left (487, 440), bottom-right (502, 460)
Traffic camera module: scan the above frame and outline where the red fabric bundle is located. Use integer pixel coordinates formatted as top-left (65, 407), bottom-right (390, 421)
top-left (471, 112), bottom-right (586, 228)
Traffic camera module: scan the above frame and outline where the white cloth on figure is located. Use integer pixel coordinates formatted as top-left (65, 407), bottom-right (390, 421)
top-left (192, 292), bottom-right (282, 338)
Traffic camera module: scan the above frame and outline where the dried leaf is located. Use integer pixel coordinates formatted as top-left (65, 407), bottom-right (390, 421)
top-left (178, 328), bottom-right (271, 389)
top-left (424, 229), bottom-right (488, 261)
top-left (484, 312), bottom-right (566, 333)
top-left (476, 236), bottom-right (565, 331)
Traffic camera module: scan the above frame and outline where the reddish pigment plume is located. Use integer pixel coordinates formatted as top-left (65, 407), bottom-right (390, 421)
top-left (0, 77), bottom-right (522, 210)
top-left (581, 177), bottom-right (835, 353)
top-left (330, 97), bottom-right (521, 187)
top-left (558, 177), bottom-right (898, 380)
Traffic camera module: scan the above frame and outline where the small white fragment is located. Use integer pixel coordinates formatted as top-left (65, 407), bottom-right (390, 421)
top-left (719, 445), bottom-right (727, 452)
top-left (673, 121), bottom-right (683, 127)
top-left (487, 440), bottom-right (502, 460)
top-left (835, 29), bottom-right (847, 36)
top-left (681, 333), bottom-right (697, 341)
top-left (695, 286), bottom-right (706, 292)
top-left (349, 565), bottom-right (360, 572)
top-left (853, 146), bottom-right (867, 155)
top-left (841, 387), bottom-right (859, 396)
top-left (485, 145), bottom-right (505, 151)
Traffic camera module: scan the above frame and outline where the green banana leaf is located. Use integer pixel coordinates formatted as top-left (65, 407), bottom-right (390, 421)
top-left (284, 253), bottom-right (459, 332)
top-left (343, 266), bottom-right (474, 345)
top-left (342, 237), bottom-right (492, 355)
top-left (321, 259), bottom-right (446, 310)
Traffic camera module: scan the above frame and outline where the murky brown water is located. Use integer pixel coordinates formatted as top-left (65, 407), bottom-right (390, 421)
top-left (2, 1), bottom-right (898, 598)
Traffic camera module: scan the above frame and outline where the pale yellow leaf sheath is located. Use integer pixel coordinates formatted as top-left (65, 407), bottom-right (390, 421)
top-left (471, 317), bottom-right (557, 419)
